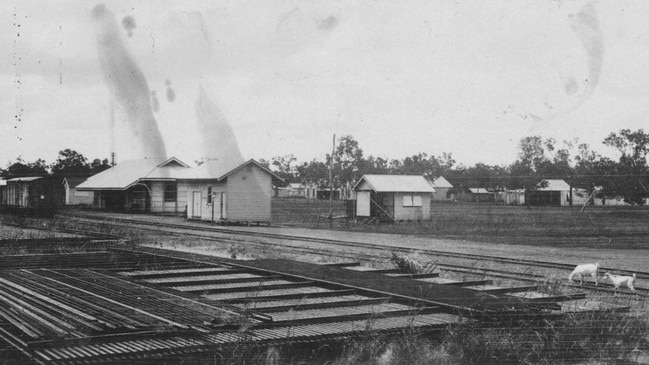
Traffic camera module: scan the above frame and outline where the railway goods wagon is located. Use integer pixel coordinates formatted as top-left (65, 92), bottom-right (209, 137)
top-left (5, 176), bottom-right (63, 216)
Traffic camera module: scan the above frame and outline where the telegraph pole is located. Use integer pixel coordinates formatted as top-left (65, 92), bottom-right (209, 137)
top-left (328, 134), bottom-right (335, 219)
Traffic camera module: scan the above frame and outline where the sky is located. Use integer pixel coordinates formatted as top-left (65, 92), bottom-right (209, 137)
top-left (3, 0), bottom-right (649, 168)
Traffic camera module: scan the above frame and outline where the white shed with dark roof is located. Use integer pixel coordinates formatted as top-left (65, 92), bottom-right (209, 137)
top-left (62, 176), bottom-right (94, 205)
top-left (352, 175), bottom-right (435, 221)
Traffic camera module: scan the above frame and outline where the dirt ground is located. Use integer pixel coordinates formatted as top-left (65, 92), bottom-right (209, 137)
top-left (59, 209), bottom-right (648, 272)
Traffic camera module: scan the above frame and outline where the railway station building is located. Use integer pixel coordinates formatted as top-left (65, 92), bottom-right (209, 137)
top-left (76, 157), bottom-right (282, 224)
top-left (353, 174), bottom-right (435, 221)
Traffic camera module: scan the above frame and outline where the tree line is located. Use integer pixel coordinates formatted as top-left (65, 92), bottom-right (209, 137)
top-left (261, 129), bottom-right (649, 205)
top-left (2, 128), bottom-right (647, 205)
top-left (0, 149), bottom-right (112, 178)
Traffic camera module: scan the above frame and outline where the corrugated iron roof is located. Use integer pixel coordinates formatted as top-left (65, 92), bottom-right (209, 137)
top-left (353, 175), bottom-right (435, 193)
top-left (468, 188), bottom-right (490, 194)
top-left (62, 176), bottom-right (91, 188)
top-left (77, 158), bottom-right (283, 190)
top-left (76, 159), bottom-right (161, 190)
top-left (538, 179), bottom-right (571, 191)
top-left (431, 176), bottom-right (453, 188)
top-left (7, 176), bottom-right (43, 182)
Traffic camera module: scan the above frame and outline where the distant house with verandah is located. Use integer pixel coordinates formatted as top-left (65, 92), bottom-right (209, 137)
top-left (526, 179), bottom-right (590, 206)
top-left (352, 174), bottom-right (435, 221)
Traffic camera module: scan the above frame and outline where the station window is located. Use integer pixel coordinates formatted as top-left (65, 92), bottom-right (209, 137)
top-left (164, 182), bottom-right (177, 202)
top-left (207, 186), bottom-right (212, 204)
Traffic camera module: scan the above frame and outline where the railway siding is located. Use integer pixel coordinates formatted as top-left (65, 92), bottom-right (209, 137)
top-left (0, 212), bottom-right (642, 363)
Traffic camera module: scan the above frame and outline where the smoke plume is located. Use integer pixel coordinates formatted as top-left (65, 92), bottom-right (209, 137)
top-left (92, 4), bottom-right (167, 161)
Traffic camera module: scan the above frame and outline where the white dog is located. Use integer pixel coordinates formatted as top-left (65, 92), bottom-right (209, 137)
top-left (603, 272), bottom-right (637, 296)
top-left (568, 262), bottom-right (599, 286)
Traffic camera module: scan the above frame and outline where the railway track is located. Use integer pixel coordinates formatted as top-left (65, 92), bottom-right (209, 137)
top-left (0, 214), bottom-right (643, 364)
top-left (49, 212), bottom-right (649, 302)
top-left (57, 213), bottom-right (649, 282)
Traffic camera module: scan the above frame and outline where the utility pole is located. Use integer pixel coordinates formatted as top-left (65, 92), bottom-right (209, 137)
top-left (328, 134), bottom-right (335, 219)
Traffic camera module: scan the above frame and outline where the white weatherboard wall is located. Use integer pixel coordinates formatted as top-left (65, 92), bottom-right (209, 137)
top-left (66, 188), bottom-right (94, 205)
top-left (184, 180), bottom-right (225, 221)
top-left (392, 192), bottom-right (431, 221)
top-left (226, 164), bottom-right (272, 222)
top-left (149, 181), bottom-right (179, 213)
top-left (356, 191), bottom-right (370, 216)
top-left (432, 187), bottom-right (452, 201)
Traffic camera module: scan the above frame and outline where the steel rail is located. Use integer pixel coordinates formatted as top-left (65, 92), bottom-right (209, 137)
top-left (59, 213), bottom-right (649, 280)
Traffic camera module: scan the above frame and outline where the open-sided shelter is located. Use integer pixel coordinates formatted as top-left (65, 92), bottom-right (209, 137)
top-left (353, 175), bottom-right (435, 221)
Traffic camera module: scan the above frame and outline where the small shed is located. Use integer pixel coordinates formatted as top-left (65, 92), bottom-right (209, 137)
top-left (430, 176), bottom-right (454, 201)
top-left (353, 175), bottom-right (435, 221)
top-left (62, 176), bottom-right (94, 206)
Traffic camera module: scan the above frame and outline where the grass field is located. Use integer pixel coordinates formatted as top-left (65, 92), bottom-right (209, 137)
top-left (272, 198), bottom-right (649, 249)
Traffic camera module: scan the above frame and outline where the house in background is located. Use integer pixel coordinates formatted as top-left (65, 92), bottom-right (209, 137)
top-left (430, 176), bottom-right (454, 201)
top-left (274, 182), bottom-right (318, 199)
top-left (77, 157), bottom-right (283, 224)
top-left (502, 189), bottom-right (526, 205)
top-left (468, 188), bottom-right (494, 203)
top-left (353, 175), bottom-right (435, 221)
top-left (526, 179), bottom-right (589, 206)
top-left (62, 176), bottom-right (94, 206)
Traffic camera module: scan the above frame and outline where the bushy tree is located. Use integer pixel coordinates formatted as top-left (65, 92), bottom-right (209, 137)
top-left (51, 149), bottom-right (89, 175)
top-left (90, 158), bottom-right (112, 174)
top-left (270, 154), bottom-right (298, 183)
top-left (601, 129), bottom-right (649, 204)
top-left (4, 157), bottom-right (49, 177)
top-left (296, 160), bottom-right (329, 188)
